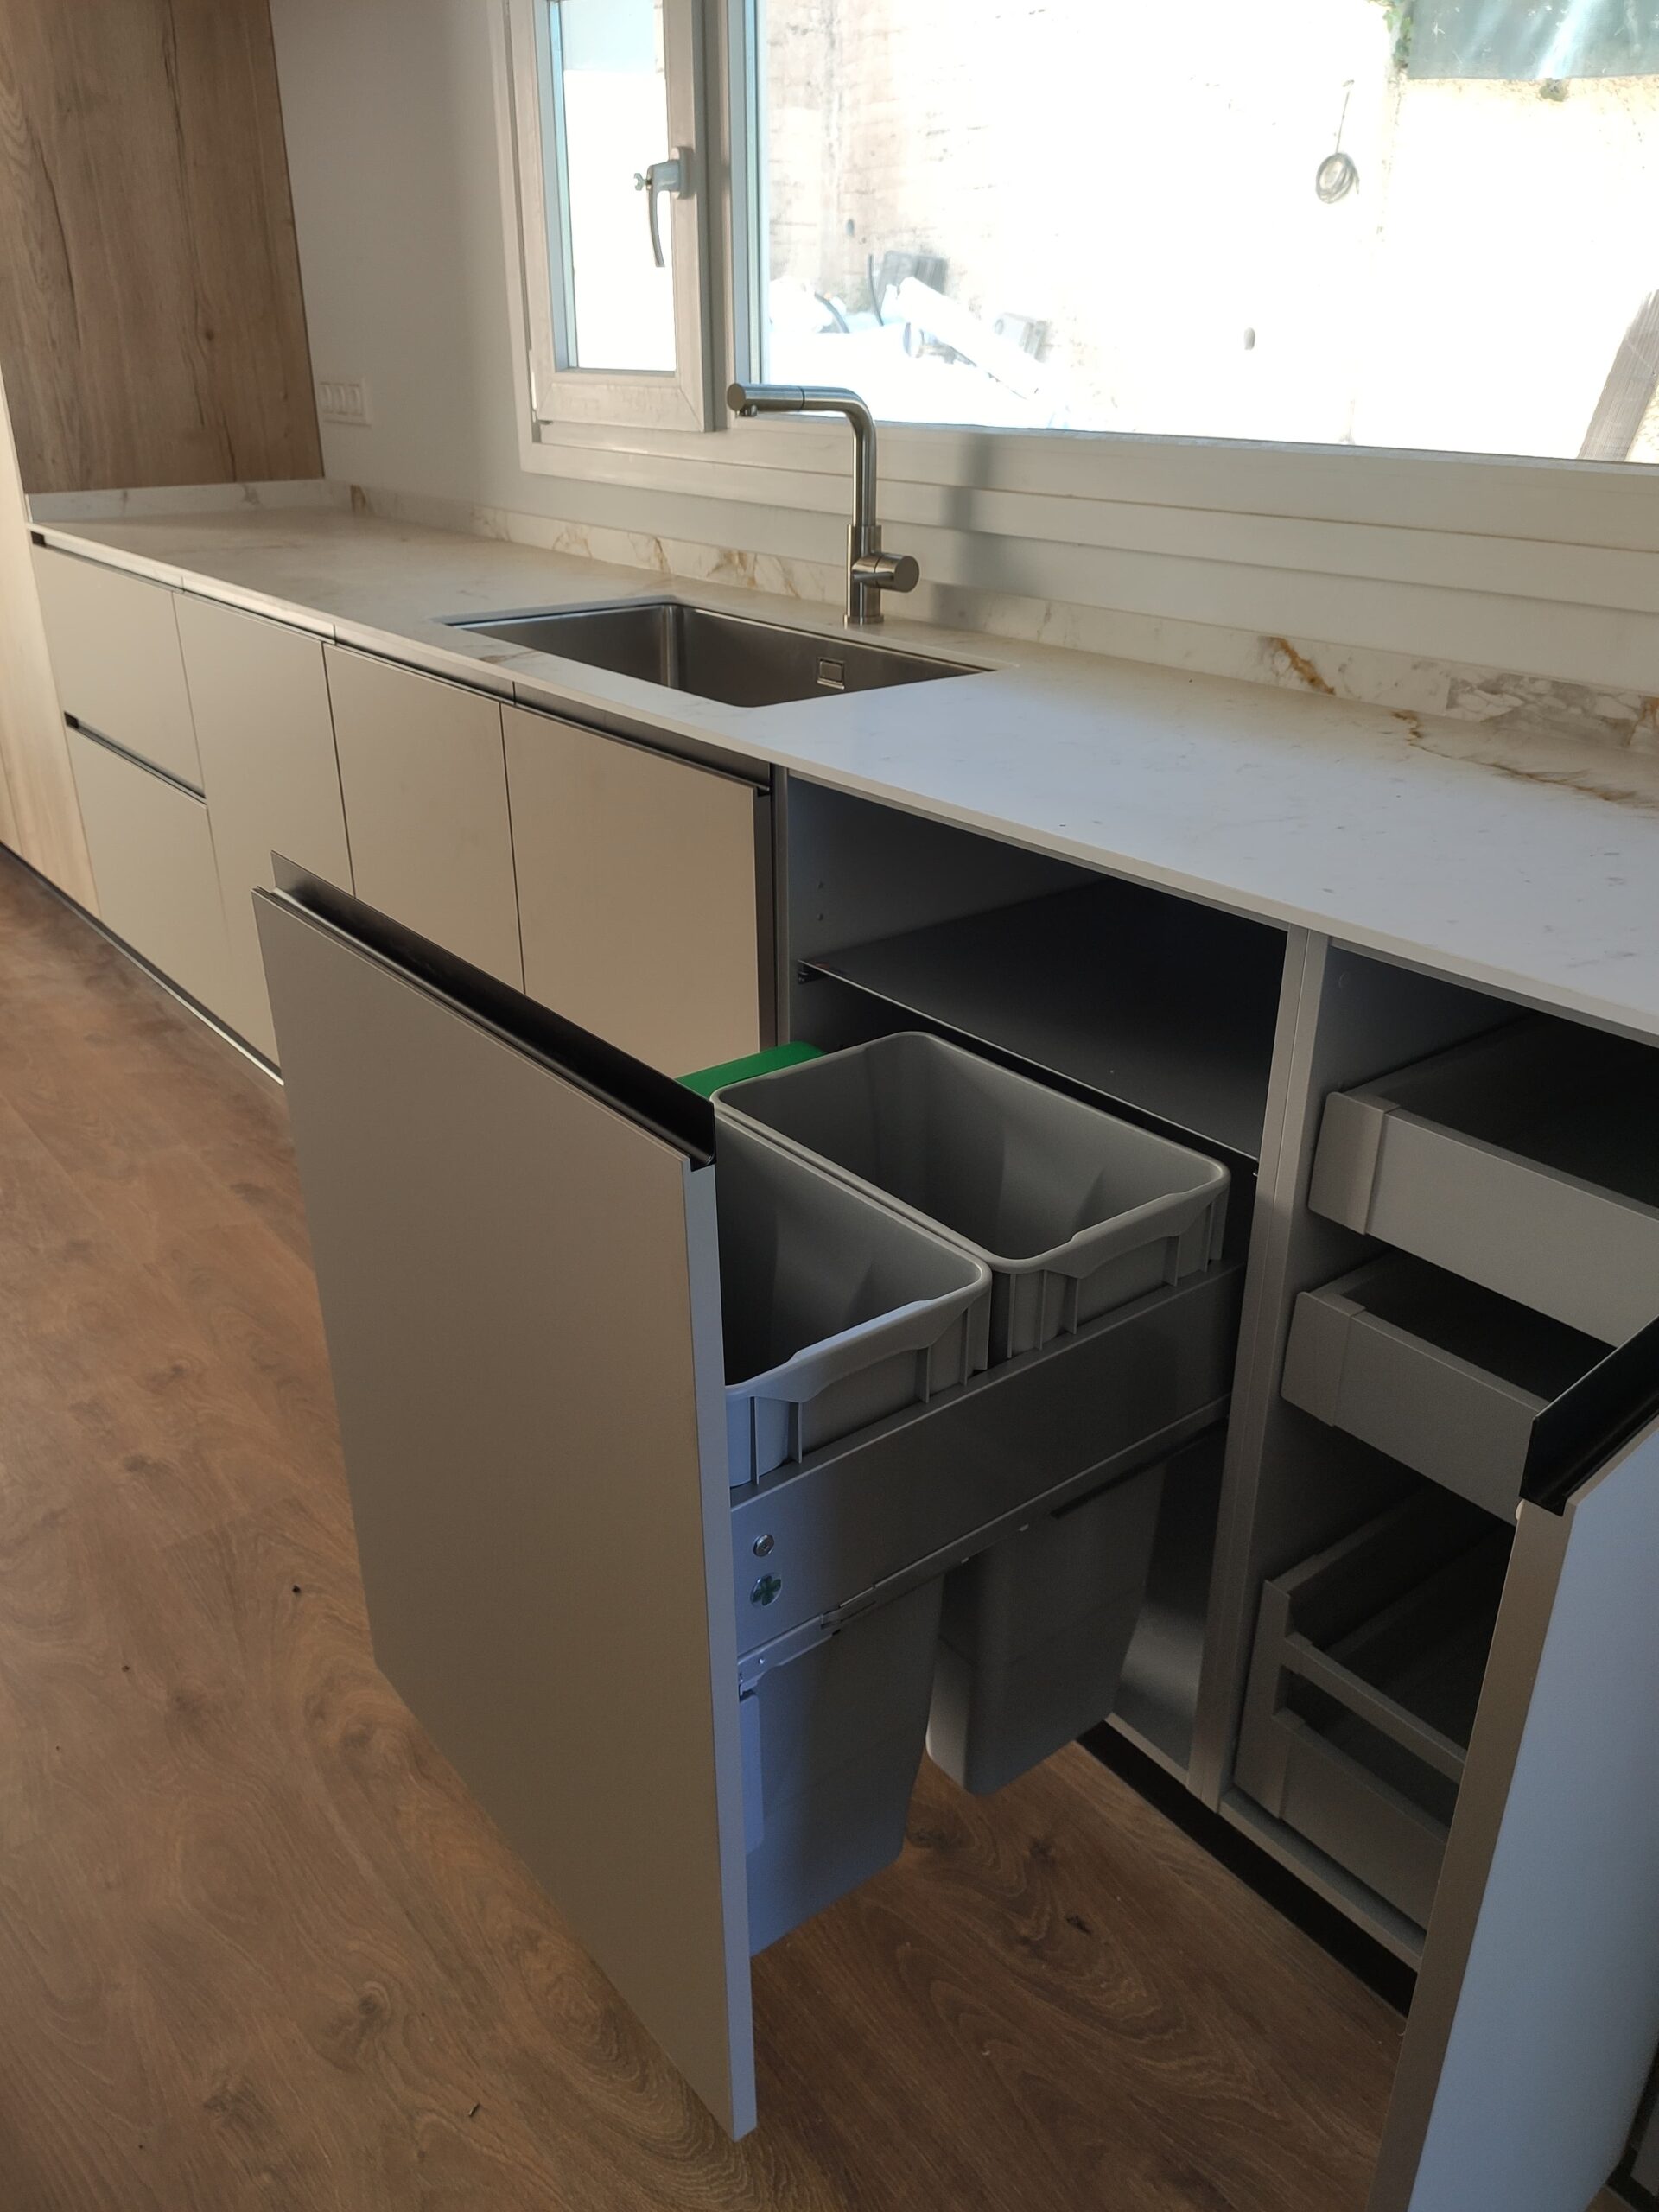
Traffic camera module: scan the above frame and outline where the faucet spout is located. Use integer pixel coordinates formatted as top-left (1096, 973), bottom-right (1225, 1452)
top-left (727, 381), bottom-right (915, 625)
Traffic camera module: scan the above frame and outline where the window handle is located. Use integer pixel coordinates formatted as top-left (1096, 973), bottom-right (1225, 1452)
top-left (632, 149), bottom-right (691, 269)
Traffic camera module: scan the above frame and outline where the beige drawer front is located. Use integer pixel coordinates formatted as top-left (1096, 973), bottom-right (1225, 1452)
top-left (177, 595), bottom-right (351, 1061)
top-left (67, 727), bottom-right (230, 1019)
top-left (1282, 1255), bottom-right (1616, 1522)
top-left (34, 548), bottom-right (201, 789)
top-left (505, 704), bottom-right (763, 1074)
top-left (325, 647), bottom-right (521, 988)
top-left (1308, 1019), bottom-right (1659, 1344)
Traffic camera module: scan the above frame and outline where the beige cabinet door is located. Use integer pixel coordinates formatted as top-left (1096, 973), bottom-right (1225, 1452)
top-left (33, 546), bottom-right (201, 788)
top-left (257, 877), bottom-right (753, 2135)
top-left (0, 385), bottom-right (94, 908)
top-left (178, 595), bottom-right (351, 1061)
top-left (67, 728), bottom-right (230, 1020)
top-left (504, 705), bottom-right (763, 1075)
top-left (326, 648), bottom-right (522, 987)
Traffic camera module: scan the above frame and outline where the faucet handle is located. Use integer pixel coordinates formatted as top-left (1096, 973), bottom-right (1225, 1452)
top-left (851, 548), bottom-right (919, 594)
top-left (727, 381), bottom-right (810, 417)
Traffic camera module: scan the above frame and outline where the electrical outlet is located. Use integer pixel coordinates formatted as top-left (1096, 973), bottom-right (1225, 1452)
top-left (316, 376), bottom-right (372, 428)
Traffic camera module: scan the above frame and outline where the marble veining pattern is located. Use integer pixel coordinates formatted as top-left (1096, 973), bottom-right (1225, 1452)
top-left (36, 477), bottom-right (1658, 761)
top-left (31, 479), bottom-right (347, 524)
top-left (28, 487), bottom-right (1659, 1043)
top-left (346, 482), bottom-right (1659, 763)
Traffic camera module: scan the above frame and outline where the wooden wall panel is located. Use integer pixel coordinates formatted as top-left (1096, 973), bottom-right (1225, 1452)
top-left (0, 694), bottom-right (17, 855)
top-left (0, 360), bottom-right (96, 906)
top-left (0, 0), bottom-right (321, 493)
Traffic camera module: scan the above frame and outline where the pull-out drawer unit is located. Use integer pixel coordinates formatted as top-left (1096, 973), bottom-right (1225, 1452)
top-left (67, 724), bottom-right (231, 1021)
top-left (1308, 1019), bottom-right (1659, 1345)
top-left (34, 544), bottom-right (202, 788)
top-left (1236, 1491), bottom-right (1508, 1931)
top-left (718, 1027), bottom-right (1235, 1801)
top-left (255, 861), bottom-right (1242, 2139)
top-left (715, 1031), bottom-right (1228, 1362)
top-left (1281, 1255), bottom-right (1659, 1522)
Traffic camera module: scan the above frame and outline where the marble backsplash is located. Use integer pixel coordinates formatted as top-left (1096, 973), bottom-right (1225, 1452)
top-left (31, 478), bottom-right (346, 522)
top-left (33, 474), bottom-right (1657, 773)
top-left (345, 481), bottom-right (1659, 769)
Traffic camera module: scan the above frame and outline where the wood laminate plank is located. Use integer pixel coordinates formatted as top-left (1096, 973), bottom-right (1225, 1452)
top-left (0, 848), bottom-right (1415, 2212)
top-left (0, 0), bottom-right (320, 493)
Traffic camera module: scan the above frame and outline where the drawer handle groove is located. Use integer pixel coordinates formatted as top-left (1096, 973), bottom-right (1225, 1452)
top-left (67, 717), bottom-right (206, 802)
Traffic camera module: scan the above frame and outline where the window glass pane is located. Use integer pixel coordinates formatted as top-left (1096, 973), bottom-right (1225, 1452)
top-left (754, 0), bottom-right (1659, 462)
top-left (1408, 0), bottom-right (1659, 80)
top-left (550, 0), bottom-right (674, 372)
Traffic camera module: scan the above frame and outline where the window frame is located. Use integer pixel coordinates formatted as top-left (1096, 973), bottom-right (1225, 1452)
top-left (491, 0), bottom-right (1659, 646)
top-left (499, 0), bottom-right (715, 435)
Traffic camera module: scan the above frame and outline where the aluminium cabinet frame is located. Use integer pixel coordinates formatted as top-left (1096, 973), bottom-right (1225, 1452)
top-left (756, 772), bottom-right (1659, 2203)
top-left (1190, 927), bottom-right (1659, 2211)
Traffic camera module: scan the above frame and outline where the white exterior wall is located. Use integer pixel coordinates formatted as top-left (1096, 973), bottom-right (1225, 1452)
top-left (762, 0), bottom-right (1659, 460)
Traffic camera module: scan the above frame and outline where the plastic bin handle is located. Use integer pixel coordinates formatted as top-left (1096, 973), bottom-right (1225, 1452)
top-left (737, 1272), bottom-right (989, 1406)
top-left (1038, 1171), bottom-right (1230, 1280)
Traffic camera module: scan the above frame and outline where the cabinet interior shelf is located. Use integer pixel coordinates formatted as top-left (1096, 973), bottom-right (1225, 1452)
top-left (800, 881), bottom-right (1285, 1160)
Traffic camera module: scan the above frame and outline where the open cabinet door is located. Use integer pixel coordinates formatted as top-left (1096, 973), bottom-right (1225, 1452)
top-left (255, 863), bottom-right (757, 2136)
top-left (1369, 1411), bottom-right (1659, 2212)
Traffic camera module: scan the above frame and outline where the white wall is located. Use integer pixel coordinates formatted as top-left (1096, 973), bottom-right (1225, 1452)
top-left (273, 0), bottom-right (779, 547)
top-left (270, 0), bottom-right (518, 510)
top-left (268, 0), bottom-right (1659, 735)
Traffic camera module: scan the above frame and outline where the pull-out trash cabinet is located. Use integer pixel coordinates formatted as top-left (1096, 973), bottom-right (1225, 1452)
top-left (254, 863), bottom-right (1245, 2139)
top-left (721, 1030), bottom-right (1233, 1796)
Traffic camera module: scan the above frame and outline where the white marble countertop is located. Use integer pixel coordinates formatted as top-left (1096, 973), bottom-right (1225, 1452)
top-left (33, 499), bottom-right (1659, 1041)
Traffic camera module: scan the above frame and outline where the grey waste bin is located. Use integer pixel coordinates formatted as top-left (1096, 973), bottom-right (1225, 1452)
top-left (743, 1576), bottom-right (944, 1952)
top-left (927, 1462), bottom-right (1166, 1795)
top-left (716, 1033), bottom-right (1229, 1363)
top-left (716, 1120), bottom-right (990, 1485)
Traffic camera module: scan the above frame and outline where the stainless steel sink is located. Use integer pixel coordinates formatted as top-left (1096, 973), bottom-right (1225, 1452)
top-left (446, 598), bottom-right (982, 709)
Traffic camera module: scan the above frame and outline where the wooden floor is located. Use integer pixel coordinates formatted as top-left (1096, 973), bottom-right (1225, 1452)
top-left (0, 852), bottom-right (1411, 2212)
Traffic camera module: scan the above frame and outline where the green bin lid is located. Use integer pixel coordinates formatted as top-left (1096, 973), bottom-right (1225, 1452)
top-left (677, 1039), bottom-right (824, 1098)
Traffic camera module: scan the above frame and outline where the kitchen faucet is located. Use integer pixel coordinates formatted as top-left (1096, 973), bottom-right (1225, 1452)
top-left (727, 383), bottom-right (919, 626)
